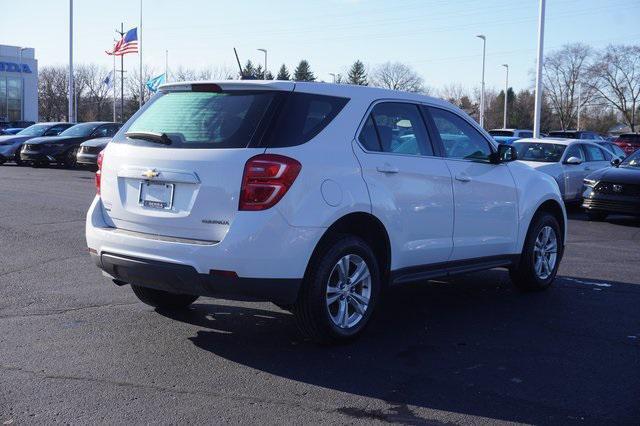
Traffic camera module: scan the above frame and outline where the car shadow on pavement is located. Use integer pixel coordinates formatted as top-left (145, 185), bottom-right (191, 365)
top-left (159, 270), bottom-right (640, 424)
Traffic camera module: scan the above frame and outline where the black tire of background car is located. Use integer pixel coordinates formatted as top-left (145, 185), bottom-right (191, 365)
top-left (510, 212), bottom-right (562, 291)
top-left (293, 234), bottom-right (380, 344)
top-left (130, 284), bottom-right (199, 309)
top-left (64, 147), bottom-right (79, 169)
top-left (13, 151), bottom-right (22, 166)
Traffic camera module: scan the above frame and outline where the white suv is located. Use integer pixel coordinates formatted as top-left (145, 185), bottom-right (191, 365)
top-left (86, 81), bottom-right (566, 343)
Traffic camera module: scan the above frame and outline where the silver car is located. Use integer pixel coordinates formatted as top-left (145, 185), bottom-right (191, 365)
top-left (513, 138), bottom-right (615, 202)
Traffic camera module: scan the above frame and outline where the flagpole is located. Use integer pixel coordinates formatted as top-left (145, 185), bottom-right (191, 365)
top-left (139, 0), bottom-right (143, 108)
top-left (119, 23), bottom-right (124, 121)
top-left (68, 0), bottom-right (74, 123)
top-left (165, 49), bottom-right (168, 82)
top-left (112, 54), bottom-right (116, 122)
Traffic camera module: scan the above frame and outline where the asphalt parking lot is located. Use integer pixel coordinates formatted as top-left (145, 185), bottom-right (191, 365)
top-left (0, 164), bottom-right (638, 424)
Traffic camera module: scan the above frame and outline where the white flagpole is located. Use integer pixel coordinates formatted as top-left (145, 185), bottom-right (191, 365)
top-left (139, 0), bottom-right (143, 108)
top-left (165, 49), bottom-right (168, 82)
top-left (113, 55), bottom-right (116, 122)
top-left (68, 0), bottom-right (74, 123)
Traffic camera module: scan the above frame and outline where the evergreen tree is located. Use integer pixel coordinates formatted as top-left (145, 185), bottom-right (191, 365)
top-left (276, 64), bottom-right (290, 81)
top-left (254, 64), bottom-right (264, 79)
top-left (293, 60), bottom-right (315, 82)
top-left (347, 60), bottom-right (368, 86)
top-left (265, 70), bottom-right (275, 80)
top-left (242, 60), bottom-right (257, 79)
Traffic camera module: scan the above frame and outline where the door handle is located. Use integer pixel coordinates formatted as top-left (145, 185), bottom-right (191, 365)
top-left (455, 174), bottom-right (471, 182)
top-left (376, 165), bottom-right (399, 174)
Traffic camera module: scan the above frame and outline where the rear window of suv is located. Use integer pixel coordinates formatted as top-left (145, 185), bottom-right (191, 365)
top-left (122, 90), bottom-right (348, 149)
top-left (125, 91), bottom-right (277, 149)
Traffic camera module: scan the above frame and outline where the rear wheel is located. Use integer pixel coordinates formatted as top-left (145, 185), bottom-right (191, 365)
top-left (510, 212), bottom-right (562, 291)
top-left (586, 210), bottom-right (607, 221)
top-left (293, 235), bottom-right (380, 344)
top-left (13, 152), bottom-right (22, 166)
top-left (130, 284), bottom-right (199, 310)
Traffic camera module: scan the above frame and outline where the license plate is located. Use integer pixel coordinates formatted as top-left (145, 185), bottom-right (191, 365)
top-left (138, 181), bottom-right (174, 210)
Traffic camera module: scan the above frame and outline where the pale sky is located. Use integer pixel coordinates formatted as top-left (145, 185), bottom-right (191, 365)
top-left (2, 0), bottom-right (639, 92)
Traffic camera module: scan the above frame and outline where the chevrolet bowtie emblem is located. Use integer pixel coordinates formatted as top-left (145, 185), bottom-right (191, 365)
top-left (142, 169), bottom-right (160, 179)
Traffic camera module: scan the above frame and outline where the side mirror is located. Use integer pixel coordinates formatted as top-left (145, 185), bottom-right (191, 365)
top-left (611, 158), bottom-right (621, 167)
top-left (491, 144), bottom-right (517, 163)
top-left (565, 156), bottom-right (583, 165)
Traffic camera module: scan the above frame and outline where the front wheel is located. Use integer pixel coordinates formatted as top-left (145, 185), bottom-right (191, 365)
top-left (63, 148), bottom-right (79, 169)
top-left (510, 212), bottom-right (562, 291)
top-left (293, 235), bottom-right (381, 344)
top-left (130, 284), bottom-right (199, 310)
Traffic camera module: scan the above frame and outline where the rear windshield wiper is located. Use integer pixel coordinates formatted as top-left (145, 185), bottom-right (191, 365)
top-left (125, 131), bottom-right (172, 145)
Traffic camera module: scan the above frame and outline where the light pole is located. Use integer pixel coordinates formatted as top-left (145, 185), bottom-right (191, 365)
top-left (68, 0), bottom-right (74, 123)
top-left (476, 35), bottom-right (486, 128)
top-left (257, 49), bottom-right (267, 80)
top-left (502, 64), bottom-right (509, 129)
top-left (533, 0), bottom-right (546, 138)
top-left (17, 47), bottom-right (27, 120)
top-left (577, 83), bottom-right (582, 131)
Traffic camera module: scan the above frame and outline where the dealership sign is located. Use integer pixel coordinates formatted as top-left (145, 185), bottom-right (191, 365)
top-left (0, 62), bottom-right (32, 73)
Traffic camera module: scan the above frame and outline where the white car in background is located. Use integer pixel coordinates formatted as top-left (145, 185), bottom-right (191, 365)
top-left (513, 138), bottom-right (616, 202)
top-left (86, 81), bottom-right (567, 343)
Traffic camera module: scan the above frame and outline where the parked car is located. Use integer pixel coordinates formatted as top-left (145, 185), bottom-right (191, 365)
top-left (77, 137), bottom-right (112, 166)
top-left (582, 149), bottom-right (640, 220)
top-left (596, 141), bottom-right (626, 161)
top-left (1, 128), bottom-right (26, 135)
top-left (0, 120), bottom-right (35, 131)
top-left (21, 122), bottom-right (121, 168)
top-left (0, 122), bottom-right (74, 166)
top-left (86, 81), bottom-right (567, 343)
top-left (488, 129), bottom-right (534, 144)
top-left (613, 133), bottom-right (640, 156)
top-left (513, 138), bottom-right (615, 203)
top-left (547, 130), bottom-right (604, 140)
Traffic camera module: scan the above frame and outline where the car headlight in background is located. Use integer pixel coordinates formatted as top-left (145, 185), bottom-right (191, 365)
top-left (583, 178), bottom-right (597, 187)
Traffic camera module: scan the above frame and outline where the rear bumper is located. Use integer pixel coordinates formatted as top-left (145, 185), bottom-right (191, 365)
top-left (86, 197), bottom-right (325, 304)
top-left (93, 252), bottom-right (301, 304)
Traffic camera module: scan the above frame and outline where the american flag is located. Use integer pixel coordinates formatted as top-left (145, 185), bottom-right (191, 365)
top-left (106, 28), bottom-right (138, 56)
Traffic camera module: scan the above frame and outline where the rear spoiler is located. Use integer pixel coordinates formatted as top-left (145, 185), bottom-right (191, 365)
top-left (158, 81), bottom-right (295, 93)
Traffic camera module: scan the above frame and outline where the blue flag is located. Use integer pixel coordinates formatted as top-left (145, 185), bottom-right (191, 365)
top-left (103, 70), bottom-right (114, 90)
top-left (146, 73), bottom-right (166, 93)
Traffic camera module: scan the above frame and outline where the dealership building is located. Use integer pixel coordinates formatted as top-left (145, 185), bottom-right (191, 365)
top-left (0, 45), bottom-right (38, 122)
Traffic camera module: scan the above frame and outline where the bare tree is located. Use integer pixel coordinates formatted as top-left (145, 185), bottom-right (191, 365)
top-left (38, 65), bottom-right (69, 121)
top-left (542, 43), bottom-right (596, 130)
top-left (588, 44), bottom-right (640, 132)
top-left (370, 62), bottom-right (424, 93)
top-left (76, 64), bottom-right (112, 121)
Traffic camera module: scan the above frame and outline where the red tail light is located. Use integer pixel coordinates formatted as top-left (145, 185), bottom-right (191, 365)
top-left (239, 154), bottom-right (301, 211)
top-left (95, 151), bottom-right (104, 195)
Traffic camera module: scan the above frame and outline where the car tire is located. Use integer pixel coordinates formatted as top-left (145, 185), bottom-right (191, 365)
top-left (293, 235), bottom-right (380, 344)
top-left (64, 148), bottom-right (78, 169)
top-left (510, 212), bottom-right (562, 292)
top-left (130, 284), bottom-right (199, 310)
top-left (13, 152), bottom-right (22, 166)
top-left (586, 210), bottom-right (607, 221)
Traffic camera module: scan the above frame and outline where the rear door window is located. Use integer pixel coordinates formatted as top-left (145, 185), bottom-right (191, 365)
top-left (124, 91), bottom-right (277, 148)
top-left (362, 102), bottom-right (433, 156)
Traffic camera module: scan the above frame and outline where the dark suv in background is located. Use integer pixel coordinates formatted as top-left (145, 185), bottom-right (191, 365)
top-left (21, 122), bottom-right (121, 168)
